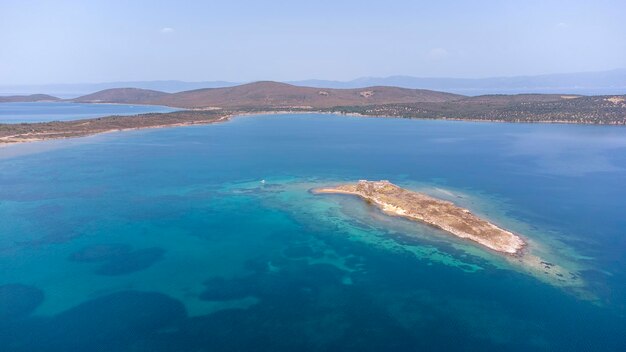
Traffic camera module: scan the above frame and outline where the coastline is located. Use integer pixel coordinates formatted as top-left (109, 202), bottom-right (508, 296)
top-left (0, 110), bottom-right (339, 147)
top-left (2, 107), bottom-right (626, 148)
top-left (313, 181), bottom-right (526, 255)
top-left (0, 110), bottom-right (234, 147)
top-left (313, 180), bottom-right (588, 294)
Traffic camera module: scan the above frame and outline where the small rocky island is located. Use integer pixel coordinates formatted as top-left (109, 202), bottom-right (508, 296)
top-left (314, 180), bottom-right (526, 255)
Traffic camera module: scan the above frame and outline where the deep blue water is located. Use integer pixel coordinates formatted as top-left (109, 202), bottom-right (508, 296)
top-left (0, 102), bottom-right (179, 123)
top-left (1, 114), bottom-right (625, 351)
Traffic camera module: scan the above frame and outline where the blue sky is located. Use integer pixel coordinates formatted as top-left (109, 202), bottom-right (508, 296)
top-left (1, 0), bottom-right (625, 84)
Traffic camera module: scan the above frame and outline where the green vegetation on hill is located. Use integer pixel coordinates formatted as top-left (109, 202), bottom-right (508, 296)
top-left (1, 83), bottom-right (625, 145)
top-left (71, 81), bottom-right (463, 108)
top-left (323, 95), bottom-right (626, 125)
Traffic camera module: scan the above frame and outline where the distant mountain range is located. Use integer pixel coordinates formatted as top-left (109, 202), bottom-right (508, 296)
top-left (1, 69), bottom-right (625, 97)
top-left (291, 69), bottom-right (626, 95)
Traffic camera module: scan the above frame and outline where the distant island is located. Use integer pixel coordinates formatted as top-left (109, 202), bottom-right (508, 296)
top-left (313, 180), bottom-right (525, 255)
top-left (1, 81), bottom-right (625, 145)
top-left (0, 94), bottom-right (60, 103)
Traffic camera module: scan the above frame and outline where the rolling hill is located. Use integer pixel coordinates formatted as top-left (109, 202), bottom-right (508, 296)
top-left (0, 94), bottom-right (60, 103)
top-left (72, 81), bottom-right (464, 109)
top-left (5, 81), bottom-right (623, 126)
top-left (72, 88), bottom-right (170, 104)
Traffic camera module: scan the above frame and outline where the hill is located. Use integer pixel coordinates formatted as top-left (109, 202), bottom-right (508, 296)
top-left (66, 82), bottom-right (626, 125)
top-left (146, 81), bottom-right (464, 109)
top-left (0, 94), bottom-right (60, 103)
top-left (72, 88), bottom-right (170, 104)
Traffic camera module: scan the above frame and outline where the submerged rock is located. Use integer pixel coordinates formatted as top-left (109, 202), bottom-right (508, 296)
top-left (48, 291), bottom-right (186, 350)
top-left (95, 247), bottom-right (165, 276)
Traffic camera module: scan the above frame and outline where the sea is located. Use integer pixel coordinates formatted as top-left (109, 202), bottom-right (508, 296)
top-left (1, 111), bottom-right (625, 351)
top-left (0, 102), bottom-right (179, 123)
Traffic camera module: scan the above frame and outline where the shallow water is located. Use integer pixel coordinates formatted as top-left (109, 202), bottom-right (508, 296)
top-left (1, 114), bottom-right (625, 351)
top-left (0, 102), bottom-right (179, 123)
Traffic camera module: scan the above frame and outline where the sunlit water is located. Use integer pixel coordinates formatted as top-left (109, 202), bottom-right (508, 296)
top-left (0, 102), bottom-right (179, 123)
top-left (1, 114), bottom-right (625, 351)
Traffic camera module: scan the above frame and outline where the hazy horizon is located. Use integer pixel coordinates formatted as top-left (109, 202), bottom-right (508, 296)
top-left (2, 0), bottom-right (625, 85)
top-left (0, 67), bottom-right (624, 87)
top-left (1, 67), bottom-right (625, 98)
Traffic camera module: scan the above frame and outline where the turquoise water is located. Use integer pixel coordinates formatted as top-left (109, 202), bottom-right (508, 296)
top-left (1, 114), bottom-right (625, 351)
top-left (0, 102), bottom-right (179, 123)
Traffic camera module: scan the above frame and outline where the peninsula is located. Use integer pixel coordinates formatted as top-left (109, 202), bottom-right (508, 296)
top-left (1, 81), bottom-right (625, 145)
top-left (314, 180), bottom-right (526, 255)
top-left (0, 110), bottom-right (230, 145)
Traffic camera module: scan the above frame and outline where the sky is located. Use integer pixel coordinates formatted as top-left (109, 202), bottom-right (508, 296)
top-left (1, 0), bottom-right (625, 84)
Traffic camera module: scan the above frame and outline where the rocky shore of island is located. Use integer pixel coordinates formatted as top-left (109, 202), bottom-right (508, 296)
top-left (313, 180), bottom-right (526, 255)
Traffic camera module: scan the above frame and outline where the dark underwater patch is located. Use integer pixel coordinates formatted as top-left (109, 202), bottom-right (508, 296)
top-left (0, 284), bottom-right (44, 320)
top-left (24, 291), bottom-right (187, 352)
top-left (95, 247), bottom-right (165, 276)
